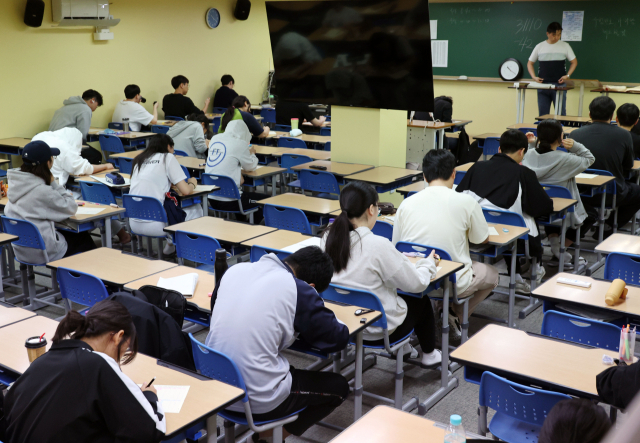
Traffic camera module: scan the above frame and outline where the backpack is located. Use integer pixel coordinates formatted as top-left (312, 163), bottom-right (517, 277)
top-left (454, 127), bottom-right (482, 165)
top-left (134, 285), bottom-right (186, 327)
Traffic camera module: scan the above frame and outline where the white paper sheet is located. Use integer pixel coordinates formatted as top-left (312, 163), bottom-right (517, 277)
top-left (193, 185), bottom-right (217, 193)
top-left (382, 215), bottom-right (396, 223)
top-left (137, 385), bottom-right (190, 414)
top-left (430, 20), bottom-right (437, 39)
top-left (89, 175), bottom-right (131, 188)
top-left (75, 207), bottom-right (105, 215)
top-left (488, 227), bottom-right (499, 236)
top-left (576, 173), bottom-right (598, 179)
top-left (431, 40), bottom-right (448, 68)
top-left (562, 11), bottom-right (585, 42)
top-left (157, 273), bottom-right (199, 297)
top-left (281, 237), bottom-right (322, 253)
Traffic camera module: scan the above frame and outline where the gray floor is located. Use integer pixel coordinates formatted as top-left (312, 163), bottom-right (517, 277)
top-left (7, 227), bottom-right (622, 442)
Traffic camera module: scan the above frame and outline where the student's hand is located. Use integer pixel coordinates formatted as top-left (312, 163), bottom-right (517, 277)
top-left (558, 75), bottom-right (570, 84)
top-left (249, 146), bottom-right (257, 156)
top-left (525, 132), bottom-right (536, 143)
top-left (142, 385), bottom-right (157, 395)
top-left (318, 115), bottom-right (326, 124)
top-left (105, 162), bottom-right (115, 170)
top-left (204, 97), bottom-right (211, 108)
top-left (533, 76), bottom-right (544, 83)
top-left (187, 177), bottom-right (197, 186)
top-left (428, 250), bottom-right (440, 263)
top-left (153, 101), bottom-right (159, 110)
top-left (563, 138), bottom-right (575, 150)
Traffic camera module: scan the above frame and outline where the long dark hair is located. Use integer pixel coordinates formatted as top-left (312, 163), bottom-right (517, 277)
top-left (539, 398), bottom-right (611, 443)
top-left (53, 299), bottom-right (138, 365)
top-left (536, 119), bottom-right (564, 154)
top-left (220, 95), bottom-right (250, 132)
top-left (132, 134), bottom-right (174, 175)
top-left (21, 161), bottom-right (53, 185)
top-left (324, 181), bottom-right (379, 273)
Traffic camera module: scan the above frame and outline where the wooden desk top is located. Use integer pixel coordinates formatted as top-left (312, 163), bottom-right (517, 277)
top-left (396, 181), bottom-right (426, 195)
top-left (47, 248), bottom-right (177, 286)
top-left (451, 324), bottom-right (617, 399)
top-left (407, 257), bottom-right (465, 283)
top-left (155, 120), bottom-right (178, 127)
top-left (576, 175), bottom-right (615, 187)
top-left (596, 233), bottom-right (640, 255)
top-left (532, 273), bottom-right (640, 317)
top-left (329, 406), bottom-right (444, 443)
top-left (407, 120), bottom-right (472, 129)
top-left (272, 148), bottom-right (332, 161)
top-left (0, 159), bottom-right (11, 165)
top-left (163, 217), bottom-right (277, 244)
top-left (0, 233), bottom-right (18, 246)
top-left (122, 353), bottom-right (244, 438)
top-left (240, 229), bottom-right (314, 250)
top-left (487, 223), bottom-right (529, 246)
top-left (257, 193), bottom-right (341, 215)
top-left (591, 88), bottom-right (640, 95)
top-left (324, 301), bottom-right (381, 337)
top-left (243, 166), bottom-right (286, 178)
top-left (506, 124), bottom-right (578, 135)
top-left (456, 162), bottom-right (474, 173)
top-left (633, 160), bottom-right (640, 171)
top-left (253, 146), bottom-right (289, 156)
top-left (125, 266), bottom-right (216, 313)
top-left (75, 172), bottom-right (131, 184)
top-left (88, 129), bottom-right (154, 139)
top-left (0, 138), bottom-right (30, 148)
top-left (474, 132), bottom-right (501, 141)
top-left (292, 161), bottom-right (374, 177)
top-left (109, 150), bottom-right (142, 159)
top-left (0, 305), bottom-right (36, 328)
top-left (177, 157), bottom-right (205, 170)
top-left (552, 197), bottom-right (577, 213)
top-left (536, 114), bottom-right (592, 123)
top-left (345, 167), bottom-right (422, 186)
top-left (0, 316), bottom-right (60, 375)
top-left (66, 201), bottom-right (126, 224)
top-left (270, 131), bottom-right (330, 144)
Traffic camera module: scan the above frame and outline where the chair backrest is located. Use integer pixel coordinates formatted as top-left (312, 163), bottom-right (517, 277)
top-left (320, 127), bottom-right (331, 136)
top-left (174, 231), bottom-right (222, 266)
top-left (478, 137), bottom-right (500, 156)
top-left (249, 245), bottom-right (292, 263)
top-left (165, 116), bottom-right (185, 121)
top-left (325, 115), bottom-right (331, 122)
top-left (604, 252), bottom-right (640, 285)
top-left (371, 220), bottom-right (393, 241)
top-left (542, 184), bottom-right (575, 213)
top-left (586, 169), bottom-right (616, 195)
top-left (479, 371), bottom-right (570, 427)
top-left (108, 122), bottom-right (125, 130)
top-left (517, 127), bottom-right (538, 137)
top-left (79, 181), bottom-right (117, 206)
top-left (202, 174), bottom-right (241, 200)
top-left (180, 165), bottom-right (191, 179)
top-left (260, 108), bottom-right (276, 124)
top-left (395, 241), bottom-right (455, 283)
top-left (321, 284), bottom-right (387, 329)
top-left (174, 149), bottom-right (189, 157)
top-left (482, 208), bottom-right (528, 239)
top-left (122, 194), bottom-right (168, 223)
top-left (212, 107), bottom-right (228, 114)
top-left (263, 204), bottom-right (312, 235)
top-left (1, 216), bottom-right (46, 250)
top-left (278, 137), bottom-right (307, 149)
top-left (541, 310), bottom-right (621, 351)
top-left (119, 157), bottom-right (134, 174)
top-left (280, 154), bottom-right (313, 173)
top-left (57, 267), bottom-right (110, 307)
top-left (274, 124), bottom-right (292, 132)
top-left (99, 134), bottom-right (125, 154)
top-left (299, 169), bottom-right (341, 195)
top-left (189, 334), bottom-right (249, 403)
top-left (324, 141), bottom-right (331, 152)
top-left (211, 116), bottom-right (221, 133)
top-left (454, 170), bottom-right (466, 185)
top-left (151, 125), bottom-right (170, 134)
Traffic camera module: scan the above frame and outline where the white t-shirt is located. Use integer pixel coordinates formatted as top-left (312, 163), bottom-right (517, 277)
top-left (392, 186), bottom-right (490, 294)
top-left (130, 153), bottom-right (186, 204)
top-left (528, 40), bottom-right (576, 63)
top-left (112, 100), bottom-right (154, 132)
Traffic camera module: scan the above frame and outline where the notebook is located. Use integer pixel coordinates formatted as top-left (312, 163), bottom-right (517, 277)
top-left (157, 273), bottom-right (199, 297)
top-left (281, 237), bottom-right (322, 253)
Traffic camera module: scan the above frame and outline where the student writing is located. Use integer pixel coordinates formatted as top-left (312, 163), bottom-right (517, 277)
top-left (112, 84), bottom-right (159, 132)
top-left (166, 113), bottom-right (210, 158)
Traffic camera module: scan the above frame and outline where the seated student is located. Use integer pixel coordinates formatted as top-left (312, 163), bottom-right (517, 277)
top-left (522, 119), bottom-right (593, 269)
top-left (167, 113), bottom-right (210, 158)
top-left (162, 75), bottom-right (208, 119)
top-left (5, 141), bottom-right (96, 263)
top-left (321, 181), bottom-right (442, 367)
top-left (4, 300), bottom-right (166, 443)
top-left (49, 89), bottom-right (103, 143)
top-left (597, 358), bottom-right (640, 410)
top-left (617, 103), bottom-right (640, 158)
top-left (571, 96), bottom-right (639, 236)
top-left (112, 84), bottom-right (159, 132)
top-left (218, 96), bottom-right (270, 138)
top-left (205, 120), bottom-right (268, 222)
top-left (412, 96), bottom-right (453, 124)
top-left (129, 134), bottom-right (202, 256)
top-left (392, 150), bottom-right (499, 339)
top-left (275, 100), bottom-right (326, 128)
top-left (457, 129), bottom-right (553, 294)
top-left (206, 246), bottom-right (349, 439)
top-left (31, 128), bottom-right (131, 246)
top-left (212, 74), bottom-right (239, 109)
top-left (538, 398), bottom-right (611, 443)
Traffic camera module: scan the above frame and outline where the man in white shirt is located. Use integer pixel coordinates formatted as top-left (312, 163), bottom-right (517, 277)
top-left (112, 85), bottom-right (159, 132)
top-left (527, 22), bottom-right (578, 116)
top-left (392, 150), bottom-right (499, 339)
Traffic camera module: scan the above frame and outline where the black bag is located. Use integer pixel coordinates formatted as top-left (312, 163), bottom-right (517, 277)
top-left (455, 127), bottom-right (482, 165)
top-left (135, 285), bottom-right (186, 327)
top-left (81, 146), bottom-right (104, 165)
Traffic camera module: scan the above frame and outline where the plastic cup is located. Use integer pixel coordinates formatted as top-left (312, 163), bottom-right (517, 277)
top-left (25, 336), bottom-right (47, 363)
top-left (291, 118), bottom-right (299, 130)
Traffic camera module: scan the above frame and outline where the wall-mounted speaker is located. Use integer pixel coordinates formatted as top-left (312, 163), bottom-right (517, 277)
top-left (24, 0), bottom-right (45, 28)
top-left (234, 0), bottom-right (251, 21)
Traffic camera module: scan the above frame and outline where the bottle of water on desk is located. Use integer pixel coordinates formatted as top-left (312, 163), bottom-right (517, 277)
top-left (444, 415), bottom-right (465, 443)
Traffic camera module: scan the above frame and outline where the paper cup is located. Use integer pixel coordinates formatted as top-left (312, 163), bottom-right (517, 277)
top-left (291, 118), bottom-right (299, 130)
top-left (25, 336), bottom-right (47, 363)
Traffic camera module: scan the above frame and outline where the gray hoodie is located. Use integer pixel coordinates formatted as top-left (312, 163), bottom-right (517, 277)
top-left (166, 121), bottom-right (208, 158)
top-left (5, 170), bottom-right (77, 264)
top-left (49, 96), bottom-right (93, 142)
top-left (522, 140), bottom-right (595, 229)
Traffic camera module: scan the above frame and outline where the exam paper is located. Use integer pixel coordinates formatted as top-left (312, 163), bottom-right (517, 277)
top-left (576, 173), bottom-right (598, 179)
top-left (194, 185), bottom-right (217, 193)
top-left (431, 41), bottom-right (448, 68)
top-left (157, 273), bottom-right (199, 297)
top-left (75, 207), bottom-right (105, 216)
top-left (281, 237), bottom-right (322, 253)
top-left (137, 385), bottom-right (190, 413)
top-left (488, 227), bottom-right (499, 236)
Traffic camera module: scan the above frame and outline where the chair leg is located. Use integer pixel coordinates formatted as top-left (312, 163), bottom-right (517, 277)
top-left (19, 264), bottom-right (29, 306)
top-left (158, 238), bottom-right (164, 261)
top-left (394, 344), bottom-right (406, 409)
top-left (461, 299), bottom-right (470, 344)
top-left (573, 225), bottom-right (581, 274)
top-left (223, 421), bottom-right (235, 443)
top-left (146, 237), bottom-right (153, 258)
top-left (273, 426), bottom-right (283, 443)
top-left (26, 266), bottom-right (38, 308)
top-left (478, 405), bottom-right (488, 435)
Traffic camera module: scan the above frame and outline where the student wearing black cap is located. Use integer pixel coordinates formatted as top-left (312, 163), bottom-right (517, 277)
top-left (112, 85), bottom-right (159, 132)
top-left (4, 141), bottom-right (97, 264)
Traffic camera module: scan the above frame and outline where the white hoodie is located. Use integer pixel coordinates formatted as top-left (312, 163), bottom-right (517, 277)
top-left (33, 128), bottom-right (93, 187)
top-left (205, 120), bottom-right (258, 201)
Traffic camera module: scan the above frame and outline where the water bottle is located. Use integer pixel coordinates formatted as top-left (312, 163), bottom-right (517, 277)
top-left (122, 117), bottom-right (130, 132)
top-left (210, 249), bottom-right (228, 312)
top-left (444, 415), bottom-right (466, 443)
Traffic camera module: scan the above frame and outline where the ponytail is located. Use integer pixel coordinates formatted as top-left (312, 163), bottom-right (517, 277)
top-left (536, 119), bottom-right (564, 154)
top-left (324, 181), bottom-right (379, 273)
top-left (220, 95), bottom-right (251, 132)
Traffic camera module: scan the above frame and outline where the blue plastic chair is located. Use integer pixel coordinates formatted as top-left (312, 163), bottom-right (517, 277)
top-left (478, 137), bottom-right (500, 161)
top-left (274, 124), bottom-right (292, 132)
top-left (211, 116), bottom-right (221, 134)
top-left (278, 137), bottom-right (307, 149)
top-left (212, 107), bottom-right (228, 114)
top-left (174, 149), bottom-right (189, 157)
top-left (166, 116), bottom-right (185, 121)
top-left (202, 174), bottom-right (258, 224)
top-left (454, 170), bottom-right (466, 185)
top-left (324, 141), bottom-right (331, 152)
top-left (541, 184), bottom-right (581, 271)
top-left (57, 268), bottom-right (109, 314)
top-left (541, 310), bottom-right (621, 350)
top-left (604, 252), bottom-right (640, 285)
top-left (325, 115), bottom-right (331, 122)
top-left (189, 334), bottom-right (303, 443)
top-left (249, 245), bottom-right (292, 263)
top-left (321, 284), bottom-right (414, 409)
top-left (264, 204), bottom-right (312, 235)
top-left (108, 122), bottom-right (125, 130)
top-left (580, 169), bottom-right (618, 231)
top-left (320, 127), bottom-right (331, 136)
top-left (260, 108), bottom-right (276, 124)
top-left (478, 371), bottom-right (571, 443)
top-left (174, 230), bottom-right (222, 272)
top-left (119, 157), bottom-right (134, 174)
top-left (122, 194), bottom-right (169, 259)
top-left (299, 169), bottom-right (340, 199)
top-left (151, 125), bottom-right (170, 134)
top-left (99, 134), bottom-right (126, 161)
top-left (372, 220), bottom-right (393, 241)
top-left (280, 154), bottom-right (313, 174)
top-left (79, 181), bottom-right (117, 206)
top-left (517, 127), bottom-right (538, 137)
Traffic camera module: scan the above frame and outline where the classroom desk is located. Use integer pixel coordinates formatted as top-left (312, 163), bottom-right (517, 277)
top-left (56, 201), bottom-right (126, 249)
top-left (253, 146), bottom-right (289, 164)
top-left (269, 131), bottom-right (330, 145)
top-left (536, 114), bottom-right (593, 126)
top-left (0, 233), bottom-right (18, 296)
top-left (75, 171), bottom-right (131, 186)
top-left (329, 406), bottom-right (444, 443)
top-left (177, 156), bottom-right (205, 171)
top-left (256, 193), bottom-right (341, 216)
top-left (344, 167), bottom-right (423, 193)
top-left (0, 137), bottom-right (30, 167)
top-left (406, 120), bottom-right (473, 163)
top-left (47, 247), bottom-right (177, 287)
top-left (87, 128), bottom-right (154, 148)
top-left (510, 85), bottom-right (573, 124)
top-left (543, 197), bottom-right (578, 273)
top-left (450, 323), bottom-right (619, 400)
top-left (271, 148), bottom-right (331, 161)
top-left (396, 181), bottom-right (426, 196)
top-left (242, 166), bottom-right (287, 197)
top-left (108, 150), bottom-right (142, 160)
top-left (592, 88), bottom-right (640, 97)
top-left (240, 229), bottom-right (314, 251)
top-left (596, 233), bottom-right (640, 256)
top-left (163, 217), bottom-right (277, 248)
top-left (0, 304), bottom-right (35, 328)
top-left (292, 161), bottom-right (374, 177)
top-left (155, 120), bottom-right (178, 127)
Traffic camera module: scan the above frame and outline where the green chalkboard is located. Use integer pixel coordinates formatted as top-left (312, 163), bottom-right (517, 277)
top-left (429, 1), bottom-right (640, 83)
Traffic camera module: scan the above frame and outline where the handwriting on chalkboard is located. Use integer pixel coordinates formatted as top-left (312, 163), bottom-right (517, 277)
top-left (516, 18), bottom-right (543, 34)
top-left (593, 17), bottom-right (636, 39)
top-left (449, 7), bottom-right (491, 15)
top-left (515, 36), bottom-right (535, 52)
top-left (449, 18), bottom-right (490, 25)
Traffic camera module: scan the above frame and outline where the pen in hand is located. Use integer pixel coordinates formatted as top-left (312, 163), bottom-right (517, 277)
top-left (146, 377), bottom-right (156, 388)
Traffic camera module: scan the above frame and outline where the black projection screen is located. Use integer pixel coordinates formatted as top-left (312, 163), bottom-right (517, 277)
top-left (266, 0), bottom-right (435, 113)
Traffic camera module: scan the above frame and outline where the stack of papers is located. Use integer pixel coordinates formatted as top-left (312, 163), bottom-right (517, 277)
top-left (488, 227), bottom-right (499, 236)
top-left (576, 173), bottom-right (598, 179)
top-left (75, 207), bottom-right (105, 216)
top-left (157, 273), bottom-right (199, 297)
top-left (90, 175), bottom-right (131, 187)
top-left (281, 237), bottom-right (322, 253)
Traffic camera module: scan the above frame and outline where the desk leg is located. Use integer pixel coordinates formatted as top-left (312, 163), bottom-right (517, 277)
top-left (271, 175), bottom-right (277, 197)
top-left (105, 219), bottom-right (112, 249)
top-left (555, 90), bottom-right (561, 114)
top-left (354, 331), bottom-right (363, 421)
top-left (202, 196), bottom-right (208, 217)
top-left (438, 129), bottom-right (445, 150)
top-left (558, 216), bottom-right (567, 273)
top-left (579, 84), bottom-right (585, 117)
top-left (508, 241), bottom-right (517, 328)
top-left (588, 190), bottom-right (607, 276)
top-left (206, 414), bottom-right (217, 443)
top-left (516, 89), bottom-right (521, 124)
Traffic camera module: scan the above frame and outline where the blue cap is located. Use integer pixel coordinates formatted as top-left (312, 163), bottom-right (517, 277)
top-left (22, 141), bottom-right (60, 165)
top-left (450, 415), bottom-right (462, 426)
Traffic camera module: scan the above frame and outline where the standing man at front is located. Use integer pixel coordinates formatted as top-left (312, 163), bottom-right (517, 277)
top-left (527, 22), bottom-right (578, 116)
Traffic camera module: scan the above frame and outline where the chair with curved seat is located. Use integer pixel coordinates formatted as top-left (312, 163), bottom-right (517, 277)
top-left (57, 268), bottom-right (109, 314)
top-left (299, 169), bottom-right (340, 199)
top-left (278, 137), bottom-right (307, 150)
top-left (264, 205), bottom-right (312, 235)
top-left (203, 174), bottom-right (259, 224)
top-left (371, 220), bottom-right (393, 241)
top-left (122, 194), bottom-right (169, 259)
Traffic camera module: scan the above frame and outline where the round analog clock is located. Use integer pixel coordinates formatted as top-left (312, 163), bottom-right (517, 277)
top-left (206, 8), bottom-right (220, 29)
top-left (499, 58), bottom-right (524, 82)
